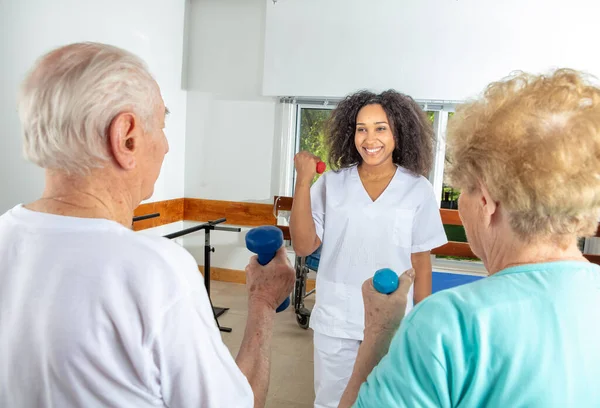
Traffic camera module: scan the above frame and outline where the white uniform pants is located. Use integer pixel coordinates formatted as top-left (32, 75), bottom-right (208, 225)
top-left (313, 332), bottom-right (361, 408)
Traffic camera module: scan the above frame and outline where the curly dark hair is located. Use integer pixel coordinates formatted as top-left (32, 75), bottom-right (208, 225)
top-left (325, 90), bottom-right (434, 176)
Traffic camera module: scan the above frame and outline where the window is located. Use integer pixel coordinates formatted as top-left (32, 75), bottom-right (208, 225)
top-left (294, 107), bottom-right (333, 186)
top-left (292, 103), bottom-right (456, 203)
top-left (294, 105), bottom-right (438, 188)
top-left (441, 112), bottom-right (459, 210)
top-left (290, 101), bottom-right (459, 210)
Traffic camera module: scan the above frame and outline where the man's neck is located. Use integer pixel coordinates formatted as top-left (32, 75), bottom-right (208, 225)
top-left (25, 169), bottom-right (138, 228)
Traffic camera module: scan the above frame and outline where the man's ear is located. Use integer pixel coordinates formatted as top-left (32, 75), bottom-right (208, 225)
top-left (108, 112), bottom-right (139, 170)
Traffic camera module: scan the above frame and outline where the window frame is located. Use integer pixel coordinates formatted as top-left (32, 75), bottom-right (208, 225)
top-left (292, 103), bottom-right (336, 190)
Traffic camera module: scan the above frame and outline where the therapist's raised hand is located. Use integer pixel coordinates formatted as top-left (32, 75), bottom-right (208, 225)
top-left (294, 151), bottom-right (321, 186)
top-left (245, 247), bottom-right (295, 311)
top-left (362, 268), bottom-right (415, 336)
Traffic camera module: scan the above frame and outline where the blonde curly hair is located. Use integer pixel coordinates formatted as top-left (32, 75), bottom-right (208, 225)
top-left (446, 68), bottom-right (600, 242)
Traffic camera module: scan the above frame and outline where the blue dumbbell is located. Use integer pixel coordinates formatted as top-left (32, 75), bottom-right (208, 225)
top-left (373, 268), bottom-right (399, 294)
top-left (245, 225), bottom-right (290, 313)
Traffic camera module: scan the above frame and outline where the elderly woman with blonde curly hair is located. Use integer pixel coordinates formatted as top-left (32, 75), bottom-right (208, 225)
top-left (338, 68), bottom-right (600, 407)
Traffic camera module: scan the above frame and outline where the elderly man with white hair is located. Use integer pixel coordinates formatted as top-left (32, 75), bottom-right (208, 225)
top-left (0, 42), bottom-right (296, 407)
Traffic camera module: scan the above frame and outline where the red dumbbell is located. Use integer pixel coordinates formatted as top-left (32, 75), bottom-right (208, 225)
top-left (316, 161), bottom-right (326, 174)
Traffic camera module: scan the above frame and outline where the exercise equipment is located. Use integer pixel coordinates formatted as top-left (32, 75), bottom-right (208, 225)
top-left (132, 212), bottom-right (160, 223)
top-left (245, 225), bottom-right (290, 313)
top-left (164, 218), bottom-right (241, 333)
top-left (373, 268), bottom-right (399, 294)
top-left (293, 246), bottom-right (320, 328)
top-left (132, 213), bottom-right (160, 229)
top-left (316, 161), bottom-right (326, 174)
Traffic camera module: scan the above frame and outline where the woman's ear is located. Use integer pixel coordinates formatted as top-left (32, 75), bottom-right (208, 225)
top-left (479, 181), bottom-right (498, 226)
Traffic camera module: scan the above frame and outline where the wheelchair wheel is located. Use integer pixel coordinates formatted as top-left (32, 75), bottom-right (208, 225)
top-left (296, 313), bottom-right (310, 329)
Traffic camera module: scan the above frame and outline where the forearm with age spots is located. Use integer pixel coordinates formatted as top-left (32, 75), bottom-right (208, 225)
top-left (235, 302), bottom-right (276, 408)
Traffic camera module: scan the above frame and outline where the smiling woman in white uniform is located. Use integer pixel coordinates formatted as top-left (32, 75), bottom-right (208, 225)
top-left (290, 90), bottom-right (448, 408)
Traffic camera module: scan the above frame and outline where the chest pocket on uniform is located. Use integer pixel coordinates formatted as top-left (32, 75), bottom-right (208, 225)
top-left (392, 209), bottom-right (415, 248)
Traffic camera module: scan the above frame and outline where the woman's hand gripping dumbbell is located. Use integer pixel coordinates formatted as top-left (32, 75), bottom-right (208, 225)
top-left (294, 151), bottom-right (326, 186)
top-left (362, 268), bottom-right (416, 335)
top-left (245, 226), bottom-right (295, 312)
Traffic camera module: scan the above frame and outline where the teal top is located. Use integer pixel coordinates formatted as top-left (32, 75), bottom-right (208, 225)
top-left (354, 261), bottom-right (600, 407)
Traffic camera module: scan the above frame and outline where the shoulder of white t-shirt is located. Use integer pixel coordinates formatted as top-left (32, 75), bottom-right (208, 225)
top-left (1, 205), bottom-right (204, 303)
top-left (321, 165), bottom-right (355, 181)
top-left (131, 231), bottom-right (191, 258)
top-left (127, 231), bottom-right (199, 275)
top-left (324, 165), bottom-right (429, 182)
top-left (112, 230), bottom-right (207, 303)
top-left (396, 165), bottom-right (426, 180)
top-left (321, 165), bottom-right (433, 192)
top-left (396, 166), bottom-right (435, 188)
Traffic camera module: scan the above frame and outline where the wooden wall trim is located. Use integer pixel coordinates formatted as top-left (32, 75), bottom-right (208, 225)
top-left (431, 241), bottom-right (477, 258)
top-left (137, 198), bottom-right (600, 239)
top-left (184, 198), bottom-right (276, 227)
top-left (440, 209), bottom-right (463, 226)
top-left (133, 198), bottom-right (184, 231)
top-left (198, 265), bottom-right (247, 284)
top-left (134, 198), bottom-right (600, 238)
top-left (133, 197), bottom-right (600, 267)
top-left (134, 197), bottom-right (276, 231)
top-left (199, 265), bottom-right (316, 291)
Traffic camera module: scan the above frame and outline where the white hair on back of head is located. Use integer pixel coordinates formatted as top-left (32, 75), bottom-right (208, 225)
top-left (18, 42), bottom-right (160, 174)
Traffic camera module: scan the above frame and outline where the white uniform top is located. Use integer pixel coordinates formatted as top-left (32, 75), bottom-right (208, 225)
top-left (308, 165), bottom-right (448, 341)
top-left (0, 205), bottom-right (253, 408)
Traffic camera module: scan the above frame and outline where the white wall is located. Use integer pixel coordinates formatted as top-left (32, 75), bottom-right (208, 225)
top-left (184, 0), bottom-right (280, 203)
top-left (263, 0), bottom-right (600, 101)
top-left (0, 0), bottom-right (188, 214)
top-left (184, 94), bottom-right (277, 202)
top-left (182, 0), bottom-right (287, 270)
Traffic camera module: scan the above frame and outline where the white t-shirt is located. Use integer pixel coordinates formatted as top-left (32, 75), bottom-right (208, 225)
top-left (0, 205), bottom-right (253, 407)
top-left (309, 165), bottom-right (448, 340)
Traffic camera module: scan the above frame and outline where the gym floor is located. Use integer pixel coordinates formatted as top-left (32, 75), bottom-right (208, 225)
top-left (211, 281), bottom-right (316, 408)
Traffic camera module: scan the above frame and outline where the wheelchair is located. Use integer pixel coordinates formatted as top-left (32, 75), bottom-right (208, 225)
top-left (272, 195), bottom-right (322, 329)
top-left (293, 245), bottom-right (321, 329)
